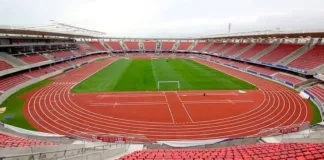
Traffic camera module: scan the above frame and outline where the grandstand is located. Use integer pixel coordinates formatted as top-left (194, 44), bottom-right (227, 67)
top-left (0, 22), bottom-right (324, 160)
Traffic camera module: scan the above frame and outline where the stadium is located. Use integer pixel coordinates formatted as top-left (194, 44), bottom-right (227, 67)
top-left (1, 0), bottom-right (324, 159)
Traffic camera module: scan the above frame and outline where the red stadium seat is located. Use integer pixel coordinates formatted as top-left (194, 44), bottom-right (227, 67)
top-left (78, 43), bottom-right (96, 53)
top-left (288, 45), bottom-right (324, 70)
top-left (307, 85), bottom-right (324, 102)
top-left (26, 66), bottom-right (56, 78)
top-left (50, 51), bottom-right (74, 58)
top-left (0, 60), bottom-right (13, 71)
top-left (0, 74), bottom-right (31, 91)
top-left (124, 41), bottom-right (140, 50)
top-left (89, 42), bottom-right (107, 51)
top-left (119, 143), bottom-right (324, 160)
top-left (273, 73), bottom-right (305, 85)
top-left (177, 42), bottom-right (193, 51)
top-left (205, 43), bottom-right (224, 53)
top-left (0, 132), bottom-right (55, 148)
top-left (257, 44), bottom-right (303, 63)
top-left (248, 66), bottom-right (278, 75)
top-left (19, 54), bottom-right (49, 64)
top-left (224, 43), bottom-right (250, 56)
top-left (239, 44), bottom-right (271, 59)
top-left (214, 43), bottom-right (236, 54)
top-left (107, 41), bottom-right (123, 50)
top-left (161, 42), bottom-right (175, 51)
top-left (191, 42), bottom-right (210, 52)
top-left (143, 42), bottom-right (156, 50)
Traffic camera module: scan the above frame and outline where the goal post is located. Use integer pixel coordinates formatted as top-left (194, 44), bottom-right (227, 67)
top-left (157, 81), bottom-right (180, 91)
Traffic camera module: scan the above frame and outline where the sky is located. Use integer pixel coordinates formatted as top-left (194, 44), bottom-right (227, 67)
top-left (0, 0), bottom-right (324, 38)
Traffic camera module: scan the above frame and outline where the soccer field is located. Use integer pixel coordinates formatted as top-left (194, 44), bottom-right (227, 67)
top-left (72, 58), bottom-right (257, 92)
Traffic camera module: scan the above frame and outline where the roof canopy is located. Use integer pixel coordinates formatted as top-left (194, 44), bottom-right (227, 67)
top-left (0, 21), bottom-right (106, 38)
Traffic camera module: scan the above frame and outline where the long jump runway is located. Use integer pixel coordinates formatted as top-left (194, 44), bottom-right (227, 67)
top-left (23, 57), bottom-right (312, 141)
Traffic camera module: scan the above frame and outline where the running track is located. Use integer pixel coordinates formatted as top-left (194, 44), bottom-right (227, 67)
top-left (23, 57), bottom-right (312, 141)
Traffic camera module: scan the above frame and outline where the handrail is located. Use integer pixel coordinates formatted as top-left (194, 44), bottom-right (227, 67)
top-left (0, 143), bottom-right (125, 159)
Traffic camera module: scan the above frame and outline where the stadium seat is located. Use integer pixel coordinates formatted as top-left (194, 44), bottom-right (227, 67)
top-left (191, 42), bottom-right (210, 52)
top-left (214, 43), bottom-right (236, 54)
top-left (52, 62), bottom-right (71, 69)
top-left (257, 44), bottom-right (303, 63)
top-left (230, 61), bottom-right (251, 69)
top-left (0, 60), bottom-right (13, 71)
top-left (224, 43), bottom-right (250, 56)
top-left (204, 43), bottom-right (224, 53)
top-left (26, 66), bottom-right (56, 78)
top-left (161, 42), bottom-right (175, 51)
top-left (288, 45), bottom-right (324, 70)
top-left (19, 54), bottom-right (49, 64)
top-left (78, 43), bottom-right (96, 53)
top-left (89, 42), bottom-right (107, 51)
top-left (273, 73), bottom-right (306, 85)
top-left (0, 132), bottom-right (55, 148)
top-left (306, 85), bottom-right (324, 102)
top-left (143, 42), bottom-right (156, 51)
top-left (239, 44), bottom-right (271, 59)
top-left (248, 65), bottom-right (278, 75)
top-left (124, 41), bottom-right (140, 50)
top-left (71, 54), bottom-right (101, 64)
top-left (119, 143), bottom-right (324, 160)
top-left (177, 42), bottom-right (193, 51)
top-left (50, 51), bottom-right (74, 58)
top-left (0, 74), bottom-right (31, 91)
top-left (107, 41), bottom-right (124, 51)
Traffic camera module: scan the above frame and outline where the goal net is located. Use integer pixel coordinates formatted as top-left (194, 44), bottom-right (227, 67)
top-left (158, 81), bottom-right (180, 91)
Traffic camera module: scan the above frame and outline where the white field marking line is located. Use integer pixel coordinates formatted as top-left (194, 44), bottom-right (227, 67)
top-left (98, 94), bottom-right (165, 98)
top-left (69, 59), bottom-right (118, 90)
top-left (101, 93), bottom-right (106, 99)
top-left (197, 59), bottom-right (308, 127)
top-left (177, 92), bottom-right (238, 96)
top-left (91, 101), bottom-right (167, 105)
top-left (66, 84), bottom-right (270, 129)
top-left (227, 99), bottom-right (235, 104)
top-left (67, 73), bottom-right (177, 125)
top-left (113, 101), bottom-right (117, 108)
top-left (163, 91), bottom-right (175, 124)
top-left (55, 64), bottom-right (302, 137)
top-left (181, 100), bottom-right (254, 104)
top-left (176, 92), bottom-right (193, 123)
top-left (31, 58), bottom-right (308, 136)
top-left (90, 103), bottom-right (168, 107)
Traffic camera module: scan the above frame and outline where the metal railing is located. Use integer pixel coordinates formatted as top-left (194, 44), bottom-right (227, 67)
top-left (0, 143), bottom-right (126, 160)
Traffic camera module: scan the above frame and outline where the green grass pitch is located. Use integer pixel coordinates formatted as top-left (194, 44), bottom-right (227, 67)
top-left (72, 58), bottom-right (257, 92)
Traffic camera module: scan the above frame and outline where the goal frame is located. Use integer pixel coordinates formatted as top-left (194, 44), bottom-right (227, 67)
top-left (157, 81), bottom-right (180, 91)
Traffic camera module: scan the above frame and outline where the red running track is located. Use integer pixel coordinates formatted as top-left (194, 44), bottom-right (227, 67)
top-left (23, 57), bottom-right (312, 141)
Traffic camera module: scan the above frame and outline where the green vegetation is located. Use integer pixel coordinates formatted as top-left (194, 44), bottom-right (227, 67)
top-left (308, 99), bottom-right (322, 125)
top-left (0, 79), bottom-right (54, 130)
top-left (72, 58), bottom-right (257, 92)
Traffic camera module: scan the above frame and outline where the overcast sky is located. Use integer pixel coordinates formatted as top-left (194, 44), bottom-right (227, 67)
top-left (0, 0), bottom-right (324, 38)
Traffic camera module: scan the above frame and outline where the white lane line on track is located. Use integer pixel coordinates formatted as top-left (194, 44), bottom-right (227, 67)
top-left (182, 100), bottom-right (254, 104)
top-left (177, 92), bottom-right (238, 96)
top-left (98, 94), bottom-right (165, 98)
top-left (163, 91), bottom-right (175, 124)
top-left (176, 92), bottom-right (194, 123)
top-left (26, 58), bottom-right (308, 138)
top-left (90, 103), bottom-right (167, 107)
top-left (227, 99), bottom-right (235, 104)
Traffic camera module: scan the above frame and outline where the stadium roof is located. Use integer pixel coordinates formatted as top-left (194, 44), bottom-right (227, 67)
top-left (0, 21), bottom-right (106, 38)
top-left (202, 29), bottom-right (324, 40)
